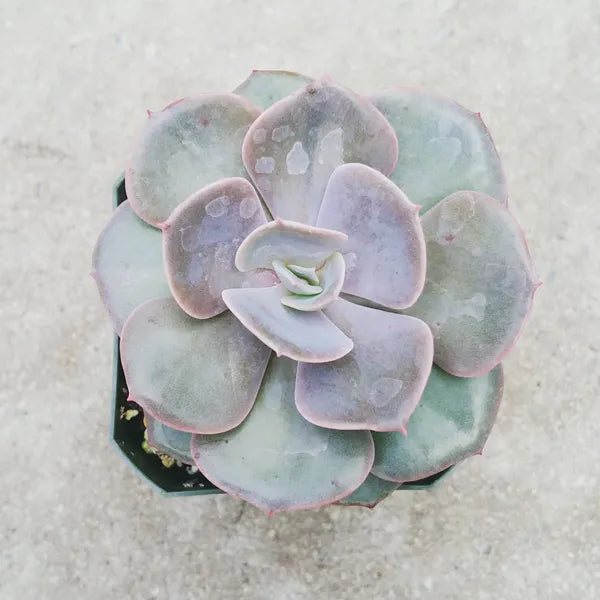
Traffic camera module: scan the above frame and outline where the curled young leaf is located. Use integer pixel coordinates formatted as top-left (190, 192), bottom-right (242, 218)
top-left (235, 218), bottom-right (347, 271)
top-left (280, 252), bottom-right (346, 312)
top-left (222, 285), bottom-right (353, 363)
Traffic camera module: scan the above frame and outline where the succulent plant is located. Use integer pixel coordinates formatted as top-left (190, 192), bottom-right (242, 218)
top-left (92, 70), bottom-right (538, 513)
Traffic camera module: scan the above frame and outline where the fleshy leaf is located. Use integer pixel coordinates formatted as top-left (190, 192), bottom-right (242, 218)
top-left (281, 252), bottom-right (345, 311)
top-left (272, 260), bottom-right (322, 295)
top-left (404, 191), bottom-right (538, 377)
top-left (233, 69), bottom-right (313, 110)
top-left (242, 78), bottom-right (398, 224)
top-left (145, 414), bottom-right (193, 465)
top-left (126, 94), bottom-right (261, 226)
top-left (296, 299), bottom-right (433, 431)
top-left (288, 264), bottom-right (319, 285)
top-left (163, 178), bottom-right (272, 319)
top-left (235, 218), bottom-right (347, 271)
top-left (372, 89), bottom-right (507, 213)
top-left (222, 285), bottom-right (353, 363)
top-left (337, 474), bottom-right (400, 508)
top-left (191, 356), bottom-right (374, 514)
top-left (91, 200), bottom-right (171, 334)
top-left (317, 163), bottom-right (426, 309)
top-left (372, 364), bottom-right (503, 483)
top-left (121, 298), bottom-right (271, 433)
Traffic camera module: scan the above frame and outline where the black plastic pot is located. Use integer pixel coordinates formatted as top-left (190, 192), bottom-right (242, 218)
top-left (110, 177), bottom-right (452, 496)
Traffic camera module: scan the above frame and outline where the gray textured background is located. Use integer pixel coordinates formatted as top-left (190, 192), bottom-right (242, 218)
top-left (1, 1), bottom-right (598, 598)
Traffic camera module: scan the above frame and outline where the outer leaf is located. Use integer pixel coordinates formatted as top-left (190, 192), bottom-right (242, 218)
top-left (91, 200), bottom-right (171, 334)
top-left (242, 77), bottom-right (398, 225)
top-left (235, 218), bottom-right (347, 271)
top-left (163, 178), bottom-right (272, 319)
top-left (126, 94), bottom-right (261, 226)
top-left (233, 69), bottom-right (313, 110)
top-left (372, 364), bottom-right (503, 483)
top-left (121, 298), bottom-right (271, 433)
top-left (372, 88), bottom-right (507, 213)
top-left (145, 414), bottom-right (193, 465)
top-left (404, 191), bottom-right (538, 377)
top-left (191, 357), bottom-right (374, 514)
top-left (337, 474), bottom-right (400, 508)
top-left (296, 299), bottom-right (433, 431)
top-left (317, 163), bottom-right (426, 309)
top-left (222, 285), bottom-right (353, 363)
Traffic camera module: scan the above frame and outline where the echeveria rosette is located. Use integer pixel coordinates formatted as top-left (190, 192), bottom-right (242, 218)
top-left (92, 70), bottom-right (538, 513)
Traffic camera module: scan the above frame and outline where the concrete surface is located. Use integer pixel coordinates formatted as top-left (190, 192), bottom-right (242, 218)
top-left (1, 1), bottom-right (598, 598)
